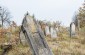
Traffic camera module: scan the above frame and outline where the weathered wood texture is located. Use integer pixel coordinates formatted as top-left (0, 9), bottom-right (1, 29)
top-left (20, 14), bottom-right (53, 55)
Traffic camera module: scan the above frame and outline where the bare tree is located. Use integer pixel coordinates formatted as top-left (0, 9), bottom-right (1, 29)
top-left (0, 6), bottom-right (11, 28)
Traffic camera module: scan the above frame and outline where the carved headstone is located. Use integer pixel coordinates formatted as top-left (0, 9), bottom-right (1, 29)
top-left (20, 12), bottom-right (53, 55)
top-left (50, 27), bottom-right (57, 38)
top-left (70, 22), bottom-right (76, 37)
top-left (45, 25), bottom-right (50, 36)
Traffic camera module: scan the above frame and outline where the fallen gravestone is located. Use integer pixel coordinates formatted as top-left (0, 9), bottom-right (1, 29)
top-left (20, 13), bottom-right (53, 55)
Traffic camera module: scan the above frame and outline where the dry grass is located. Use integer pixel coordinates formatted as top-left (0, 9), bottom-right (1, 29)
top-left (7, 44), bottom-right (32, 55)
top-left (0, 27), bottom-right (85, 55)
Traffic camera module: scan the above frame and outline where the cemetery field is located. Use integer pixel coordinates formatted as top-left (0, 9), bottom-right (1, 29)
top-left (1, 0), bottom-right (85, 55)
top-left (0, 27), bottom-right (85, 55)
top-left (45, 30), bottom-right (85, 55)
top-left (0, 15), bottom-right (85, 55)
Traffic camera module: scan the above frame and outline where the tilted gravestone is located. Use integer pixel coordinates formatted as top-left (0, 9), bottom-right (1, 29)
top-left (70, 22), bottom-right (76, 37)
top-left (20, 13), bottom-right (53, 55)
top-left (45, 25), bottom-right (50, 36)
top-left (50, 27), bottom-right (57, 38)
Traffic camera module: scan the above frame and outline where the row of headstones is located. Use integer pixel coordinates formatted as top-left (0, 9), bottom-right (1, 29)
top-left (41, 22), bottom-right (76, 38)
top-left (44, 25), bottom-right (59, 38)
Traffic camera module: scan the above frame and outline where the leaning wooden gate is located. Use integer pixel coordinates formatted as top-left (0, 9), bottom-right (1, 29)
top-left (20, 13), bottom-right (53, 55)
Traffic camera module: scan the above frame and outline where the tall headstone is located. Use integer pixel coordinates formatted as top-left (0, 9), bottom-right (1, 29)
top-left (50, 27), bottom-right (57, 38)
top-left (20, 12), bottom-right (53, 55)
top-left (70, 22), bottom-right (76, 37)
top-left (45, 25), bottom-right (50, 36)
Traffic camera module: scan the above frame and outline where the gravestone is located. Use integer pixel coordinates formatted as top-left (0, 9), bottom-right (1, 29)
top-left (20, 30), bottom-right (28, 46)
top-left (20, 12), bottom-right (53, 55)
top-left (70, 22), bottom-right (76, 37)
top-left (10, 21), bottom-right (17, 32)
top-left (50, 27), bottom-right (57, 38)
top-left (45, 25), bottom-right (50, 36)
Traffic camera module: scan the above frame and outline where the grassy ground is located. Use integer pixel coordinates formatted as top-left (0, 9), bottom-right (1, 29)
top-left (0, 27), bottom-right (85, 55)
top-left (46, 35), bottom-right (85, 55)
top-left (7, 32), bottom-right (85, 55)
top-left (6, 44), bottom-right (32, 55)
top-left (45, 27), bottom-right (85, 55)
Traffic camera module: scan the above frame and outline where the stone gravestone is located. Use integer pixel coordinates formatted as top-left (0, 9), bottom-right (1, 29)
top-left (45, 25), bottom-right (50, 36)
top-left (10, 21), bottom-right (17, 32)
top-left (20, 30), bottom-right (28, 46)
top-left (70, 22), bottom-right (76, 37)
top-left (50, 27), bottom-right (57, 38)
top-left (20, 12), bottom-right (53, 55)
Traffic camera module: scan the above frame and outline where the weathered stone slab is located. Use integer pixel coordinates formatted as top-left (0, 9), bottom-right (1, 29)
top-left (45, 25), bottom-right (50, 36)
top-left (20, 13), bottom-right (53, 55)
top-left (26, 15), bottom-right (36, 33)
top-left (70, 22), bottom-right (76, 37)
top-left (50, 27), bottom-right (57, 38)
top-left (20, 30), bottom-right (28, 46)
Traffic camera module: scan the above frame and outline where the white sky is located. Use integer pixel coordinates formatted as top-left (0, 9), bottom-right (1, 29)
top-left (0, 0), bottom-right (84, 26)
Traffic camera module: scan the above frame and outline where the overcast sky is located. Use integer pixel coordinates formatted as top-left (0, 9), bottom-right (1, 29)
top-left (0, 0), bottom-right (84, 26)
